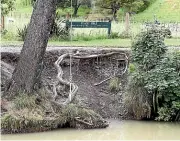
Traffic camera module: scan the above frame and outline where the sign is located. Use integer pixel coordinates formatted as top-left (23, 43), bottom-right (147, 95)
top-left (66, 21), bottom-right (111, 36)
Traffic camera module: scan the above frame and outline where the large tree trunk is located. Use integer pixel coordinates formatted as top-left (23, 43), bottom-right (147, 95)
top-left (6, 0), bottom-right (57, 97)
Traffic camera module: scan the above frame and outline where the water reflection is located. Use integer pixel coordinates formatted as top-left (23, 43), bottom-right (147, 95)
top-left (1, 120), bottom-right (180, 140)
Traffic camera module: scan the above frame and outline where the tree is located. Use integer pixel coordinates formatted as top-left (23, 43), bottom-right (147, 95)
top-left (96, 0), bottom-right (120, 20)
top-left (6, 0), bottom-right (57, 97)
top-left (1, 0), bottom-right (15, 29)
top-left (1, 0), bottom-right (15, 15)
top-left (57, 0), bottom-right (92, 16)
top-left (96, 0), bottom-right (150, 19)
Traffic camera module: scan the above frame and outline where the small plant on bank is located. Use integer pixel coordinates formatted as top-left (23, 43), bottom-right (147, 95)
top-left (109, 77), bottom-right (121, 92)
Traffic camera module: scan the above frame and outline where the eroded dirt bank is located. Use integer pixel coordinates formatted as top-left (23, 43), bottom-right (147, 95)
top-left (1, 46), bottom-right (130, 119)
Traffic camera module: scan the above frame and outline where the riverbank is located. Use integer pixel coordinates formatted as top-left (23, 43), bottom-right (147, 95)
top-left (1, 46), bottom-right (179, 134)
top-left (1, 46), bottom-right (131, 134)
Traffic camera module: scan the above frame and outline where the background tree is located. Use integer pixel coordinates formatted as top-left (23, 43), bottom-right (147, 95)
top-left (57, 0), bottom-right (92, 16)
top-left (1, 0), bottom-right (15, 15)
top-left (96, 0), bottom-right (151, 19)
top-left (6, 0), bottom-right (57, 97)
top-left (1, 0), bottom-right (15, 29)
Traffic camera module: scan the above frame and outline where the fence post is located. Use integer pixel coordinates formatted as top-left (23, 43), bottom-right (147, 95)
top-left (125, 12), bottom-right (130, 34)
top-left (1, 16), bottom-right (5, 30)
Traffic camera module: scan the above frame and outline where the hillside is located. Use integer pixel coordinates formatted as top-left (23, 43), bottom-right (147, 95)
top-left (134, 0), bottom-right (180, 22)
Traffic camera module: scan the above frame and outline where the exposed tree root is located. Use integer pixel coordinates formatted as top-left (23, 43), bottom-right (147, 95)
top-left (52, 52), bottom-right (128, 105)
top-left (53, 53), bottom-right (78, 106)
top-left (93, 52), bottom-right (129, 86)
top-left (1, 50), bottom-right (130, 133)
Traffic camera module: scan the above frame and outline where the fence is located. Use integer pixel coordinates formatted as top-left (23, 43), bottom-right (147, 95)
top-left (3, 13), bottom-right (180, 38)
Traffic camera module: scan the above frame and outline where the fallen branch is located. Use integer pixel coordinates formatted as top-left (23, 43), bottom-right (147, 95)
top-left (74, 117), bottom-right (93, 126)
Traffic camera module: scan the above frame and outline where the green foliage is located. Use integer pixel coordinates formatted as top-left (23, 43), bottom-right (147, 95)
top-left (145, 52), bottom-right (180, 121)
top-left (1, 31), bottom-right (18, 41)
top-left (96, 0), bottom-right (153, 15)
top-left (50, 12), bottom-right (70, 40)
top-left (155, 107), bottom-right (176, 121)
top-left (127, 27), bottom-right (180, 121)
top-left (61, 104), bottom-right (103, 123)
top-left (132, 26), bottom-right (167, 71)
top-left (1, 0), bottom-right (15, 15)
top-left (128, 63), bottom-right (136, 73)
top-left (13, 93), bottom-right (36, 110)
top-left (17, 24), bottom-right (29, 41)
top-left (1, 29), bottom-right (8, 36)
top-left (1, 90), bottom-right (107, 133)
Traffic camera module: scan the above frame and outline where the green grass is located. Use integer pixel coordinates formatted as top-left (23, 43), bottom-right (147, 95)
top-left (1, 38), bottom-right (180, 47)
top-left (134, 0), bottom-right (180, 22)
top-left (14, 0), bottom-right (33, 14)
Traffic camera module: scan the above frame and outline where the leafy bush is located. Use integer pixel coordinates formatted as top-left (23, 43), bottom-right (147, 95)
top-left (17, 24), bottom-right (29, 41)
top-left (126, 26), bottom-right (180, 121)
top-left (2, 31), bottom-right (17, 41)
top-left (1, 29), bottom-right (8, 35)
top-left (128, 63), bottom-right (136, 74)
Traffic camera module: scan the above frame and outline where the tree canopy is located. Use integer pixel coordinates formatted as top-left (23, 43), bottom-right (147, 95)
top-left (96, 0), bottom-right (151, 18)
top-left (1, 0), bottom-right (15, 15)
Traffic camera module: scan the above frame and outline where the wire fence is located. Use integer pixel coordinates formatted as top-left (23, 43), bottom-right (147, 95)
top-left (4, 13), bottom-right (180, 38)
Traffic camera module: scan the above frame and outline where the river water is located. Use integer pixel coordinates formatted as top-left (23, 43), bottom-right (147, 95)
top-left (1, 120), bottom-right (180, 140)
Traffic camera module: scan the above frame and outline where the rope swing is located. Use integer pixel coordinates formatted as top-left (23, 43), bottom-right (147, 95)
top-left (69, 0), bottom-right (73, 102)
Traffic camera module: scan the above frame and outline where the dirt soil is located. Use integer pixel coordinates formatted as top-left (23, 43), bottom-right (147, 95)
top-left (1, 46), bottom-right (131, 119)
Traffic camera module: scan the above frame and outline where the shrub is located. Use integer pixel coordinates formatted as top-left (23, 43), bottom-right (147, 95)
top-left (126, 26), bottom-right (180, 121)
top-left (1, 29), bottom-right (8, 35)
top-left (17, 24), bottom-right (28, 41)
top-left (1, 31), bottom-right (17, 41)
top-left (50, 12), bottom-right (70, 40)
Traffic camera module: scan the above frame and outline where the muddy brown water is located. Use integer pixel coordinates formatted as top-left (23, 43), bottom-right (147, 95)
top-left (1, 120), bottom-right (180, 140)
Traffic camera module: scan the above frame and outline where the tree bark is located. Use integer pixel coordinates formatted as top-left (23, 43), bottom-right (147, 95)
top-left (6, 0), bottom-right (57, 96)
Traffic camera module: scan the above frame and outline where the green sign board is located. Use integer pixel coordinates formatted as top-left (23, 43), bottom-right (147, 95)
top-left (66, 21), bottom-right (111, 36)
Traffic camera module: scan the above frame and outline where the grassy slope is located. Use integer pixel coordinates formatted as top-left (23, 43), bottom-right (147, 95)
top-left (14, 0), bottom-right (33, 14)
top-left (134, 0), bottom-right (180, 22)
top-left (12, 0), bottom-right (180, 22)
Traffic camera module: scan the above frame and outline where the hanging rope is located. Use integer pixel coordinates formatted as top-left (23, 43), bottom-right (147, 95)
top-left (69, 52), bottom-right (72, 101)
top-left (69, 0), bottom-right (73, 102)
